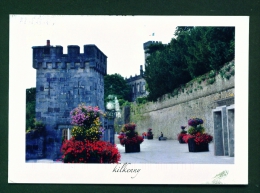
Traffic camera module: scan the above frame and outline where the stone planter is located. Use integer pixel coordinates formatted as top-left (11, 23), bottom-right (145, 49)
top-left (147, 135), bottom-right (153, 140)
top-left (125, 143), bottom-right (140, 153)
top-left (188, 138), bottom-right (209, 152)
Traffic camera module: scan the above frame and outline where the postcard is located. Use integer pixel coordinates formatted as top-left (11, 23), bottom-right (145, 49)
top-left (8, 15), bottom-right (248, 184)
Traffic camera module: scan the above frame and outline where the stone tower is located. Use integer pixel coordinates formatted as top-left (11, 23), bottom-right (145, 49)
top-left (32, 40), bottom-right (107, 159)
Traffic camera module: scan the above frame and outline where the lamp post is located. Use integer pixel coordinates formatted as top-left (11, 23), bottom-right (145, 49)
top-left (105, 101), bottom-right (116, 144)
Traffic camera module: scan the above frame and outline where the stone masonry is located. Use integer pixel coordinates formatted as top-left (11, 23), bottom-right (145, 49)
top-left (129, 61), bottom-right (235, 141)
top-left (30, 40), bottom-right (107, 159)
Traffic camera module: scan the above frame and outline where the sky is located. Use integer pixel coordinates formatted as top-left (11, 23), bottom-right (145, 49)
top-left (10, 15), bottom-right (178, 89)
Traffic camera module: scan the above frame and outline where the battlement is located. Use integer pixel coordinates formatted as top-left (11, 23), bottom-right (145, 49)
top-left (143, 41), bottom-right (162, 50)
top-left (32, 40), bottom-right (107, 75)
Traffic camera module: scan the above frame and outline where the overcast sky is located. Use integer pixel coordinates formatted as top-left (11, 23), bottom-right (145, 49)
top-left (10, 15), bottom-right (248, 92)
top-left (10, 15), bottom-right (179, 89)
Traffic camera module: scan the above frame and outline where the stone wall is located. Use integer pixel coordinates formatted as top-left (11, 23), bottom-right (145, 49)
top-left (129, 63), bottom-right (234, 140)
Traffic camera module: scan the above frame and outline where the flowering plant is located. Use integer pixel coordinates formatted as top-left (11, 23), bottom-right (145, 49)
top-left (177, 126), bottom-right (187, 143)
top-left (147, 128), bottom-right (153, 136)
top-left (183, 133), bottom-right (213, 145)
top-left (118, 123), bottom-right (144, 146)
top-left (184, 117), bottom-right (213, 145)
top-left (188, 118), bottom-right (203, 127)
top-left (61, 137), bottom-right (121, 163)
top-left (123, 123), bottom-right (136, 131)
top-left (70, 104), bottom-right (104, 141)
top-left (177, 133), bottom-right (188, 141)
top-left (118, 135), bottom-right (144, 146)
top-left (187, 125), bottom-right (205, 135)
top-left (142, 132), bottom-right (147, 136)
top-left (181, 126), bottom-right (186, 130)
top-left (61, 104), bottom-right (120, 163)
top-left (70, 104), bottom-right (103, 127)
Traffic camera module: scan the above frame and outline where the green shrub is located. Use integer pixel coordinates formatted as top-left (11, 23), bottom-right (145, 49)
top-left (224, 73), bottom-right (231, 80)
top-left (207, 77), bottom-right (215, 85)
top-left (201, 75), bottom-right (206, 81)
top-left (137, 97), bottom-right (147, 104)
top-left (197, 77), bottom-right (202, 84)
top-left (230, 68), bottom-right (235, 76)
top-left (209, 70), bottom-right (216, 78)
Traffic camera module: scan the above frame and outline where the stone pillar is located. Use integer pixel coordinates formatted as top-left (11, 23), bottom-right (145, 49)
top-left (212, 106), bottom-right (229, 156)
top-left (227, 105), bottom-right (235, 157)
top-left (222, 106), bottom-right (229, 156)
top-left (213, 108), bottom-right (224, 156)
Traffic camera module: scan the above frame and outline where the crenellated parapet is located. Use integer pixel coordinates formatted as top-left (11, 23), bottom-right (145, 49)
top-left (143, 40), bottom-right (162, 50)
top-left (32, 40), bottom-right (107, 75)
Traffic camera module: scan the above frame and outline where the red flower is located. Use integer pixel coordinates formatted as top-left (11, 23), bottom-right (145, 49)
top-left (182, 133), bottom-right (213, 145)
top-left (61, 138), bottom-right (121, 163)
top-left (177, 133), bottom-right (187, 141)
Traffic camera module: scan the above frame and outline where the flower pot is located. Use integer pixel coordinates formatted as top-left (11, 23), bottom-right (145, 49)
top-left (188, 138), bottom-right (209, 152)
top-left (179, 138), bottom-right (186, 144)
top-left (87, 156), bottom-right (99, 163)
top-left (147, 136), bottom-right (153, 140)
top-left (125, 143), bottom-right (140, 153)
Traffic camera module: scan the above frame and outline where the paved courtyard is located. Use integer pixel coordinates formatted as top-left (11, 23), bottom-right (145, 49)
top-left (27, 137), bottom-right (234, 164)
top-left (116, 138), bottom-right (234, 164)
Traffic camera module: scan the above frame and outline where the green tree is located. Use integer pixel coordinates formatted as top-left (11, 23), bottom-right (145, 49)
top-left (26, 88), bottom-right (36, 130)
top-left (145, 38), bottom-right (191, 101)
top-left (144, 27), bottom-right (235, 101)
top-left (180, 27), bottom-right (235, 78)
top-left (104, 73), bottom-right (131, 106)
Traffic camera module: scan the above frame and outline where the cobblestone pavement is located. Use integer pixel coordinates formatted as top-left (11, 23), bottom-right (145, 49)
top-left (116, 138), bottom-right (234, 164)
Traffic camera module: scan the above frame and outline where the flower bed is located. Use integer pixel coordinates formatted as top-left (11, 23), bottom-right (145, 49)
top-left (61, 103), bottom-right (121, 163)
top-left (61, 138), bottom-right (121, 163)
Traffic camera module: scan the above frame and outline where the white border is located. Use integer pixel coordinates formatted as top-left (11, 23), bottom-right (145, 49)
top-left (8, 16), bottom-right (249, 184)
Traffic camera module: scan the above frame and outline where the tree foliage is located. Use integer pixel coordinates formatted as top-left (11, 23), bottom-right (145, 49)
top-left (104, 73), bottom-right (131, 106)
top-left (26, 87), bottom-right (36, 130)
top-left (145, 26), bottom-right (235, 101)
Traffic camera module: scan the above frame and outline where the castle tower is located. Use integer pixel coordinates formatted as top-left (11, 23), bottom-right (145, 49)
top-left (32, 40), bottom-right (107, 159)
top-left (143, 40), bottom-right (162, 67)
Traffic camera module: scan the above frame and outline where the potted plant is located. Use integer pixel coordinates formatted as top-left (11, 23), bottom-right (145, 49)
top-left (61, 103), bottom-right (121, 163)
top-left (183, 118), bottom-right (213, 152)
top-left (61, 138), bottom-right (121, 163)
top-left (142, 132), bottom-right (147, 139)
top-left (147, 128), bottom-right (153, 139)
top-left (177, 126), bottom-right (187, 144)
top-left (118, 123), bottom-right (144, 153)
